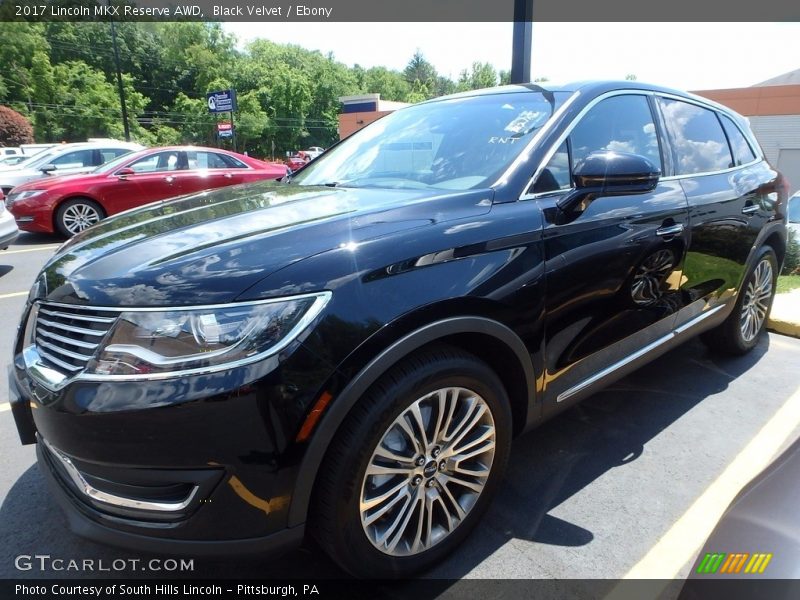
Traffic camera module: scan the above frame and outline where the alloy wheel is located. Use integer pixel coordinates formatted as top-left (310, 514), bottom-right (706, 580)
top-left (359, 386), bottom-right (496, 557)
top-left (740, 258), bottom-right (773, 342)
top-left (62, 203), bottom-right (101, 234)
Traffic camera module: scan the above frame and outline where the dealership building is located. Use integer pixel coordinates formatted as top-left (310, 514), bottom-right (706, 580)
top-left (694, 69), bottom-right (800, 193)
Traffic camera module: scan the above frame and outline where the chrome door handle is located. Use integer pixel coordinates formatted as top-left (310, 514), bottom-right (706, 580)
top-left (164, 176), bottom-right (174, 184)
top-left (742, 204), bottom-right (759, 214)
top-left (655, 223), bottom-right (684, 237)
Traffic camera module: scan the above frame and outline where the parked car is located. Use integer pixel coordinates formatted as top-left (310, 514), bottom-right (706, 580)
top-left (9, 81), bottom-right (788, 578)
top-left (304, 146), bottom-right (325, 160)
top-left (0, 155), bottom-right (27, 167)
top-left (6, 146), bottom-right (288, 236)
top-left (286, 151), bottom-right (310, 172)
top-left (788, 191), bottom-right (800, 239)
top-left (0, 141), bottom-right (142, 195)
top-left (0, 188), bottom-right (18, 249)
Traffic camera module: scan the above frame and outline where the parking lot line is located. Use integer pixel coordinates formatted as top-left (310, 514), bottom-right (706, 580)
top-left (3, 245), bottom-right (59, 255)
top-left (622, 384), bottom-right (800, 580)
top-left (0, 403), bottom-right (10, 413)
top-left (0, 291), bottom-right (27, 300)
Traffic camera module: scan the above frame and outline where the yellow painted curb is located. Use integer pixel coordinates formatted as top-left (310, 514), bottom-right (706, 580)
top-left (768, 317), bottom-right (800, 338)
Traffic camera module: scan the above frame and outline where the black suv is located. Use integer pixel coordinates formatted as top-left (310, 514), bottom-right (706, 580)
top-left (10, 81), bottom-right (788, 577)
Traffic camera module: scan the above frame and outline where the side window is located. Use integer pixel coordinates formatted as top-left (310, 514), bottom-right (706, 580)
top-left (532, 141), bottom-right (571, 193)
top-left (217, 153), bottom-right (249, 169)
top-left (127, 151), bottom-right (182, 173)
top-left (185, 151), bottom-right (235, 170)
top-left (719, 114), bottom-right (757, 166)
top-left (570, 95), bottom-right (662, 170)
top-left (100, 148), bottom-right (131, 163)
top-left (531, 94), bottom-right (662, 194)
top-left (51, 149), bottom-right (94, 169)
top-left (658, 98), bottom-right (733, 174)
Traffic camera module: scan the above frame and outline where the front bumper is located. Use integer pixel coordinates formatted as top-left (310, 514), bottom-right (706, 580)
top-left (9, 332), bottom-right (334, 555)
top-left (0, 207), bottom-right (19, 248)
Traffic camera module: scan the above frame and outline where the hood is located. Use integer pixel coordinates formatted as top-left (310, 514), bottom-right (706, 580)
top-left (38, 180), bottom-right (493, 306)
top-left (11, 171), bottom-right (102, 192)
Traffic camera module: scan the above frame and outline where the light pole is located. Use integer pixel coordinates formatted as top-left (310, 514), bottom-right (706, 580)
top-left (511, 0), bottom-right (533, 84)
top-left (109, 1), bottom-right (130, 141)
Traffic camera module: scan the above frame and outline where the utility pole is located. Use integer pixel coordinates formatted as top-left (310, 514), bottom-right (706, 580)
top-left (511, 0), bottom-right (533, 84)
top-left (109, 1), bottom-right (130, 141)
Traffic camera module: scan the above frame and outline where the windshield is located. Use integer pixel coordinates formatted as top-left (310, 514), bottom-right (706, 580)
top-left (789, 195), bottom-right (800, 223)
top-left (293, 90), bottom-right (571, 191)
top-left (94, 150), bottom-right (146, 174)
top-left (6, 146), bottom-right (63, 169)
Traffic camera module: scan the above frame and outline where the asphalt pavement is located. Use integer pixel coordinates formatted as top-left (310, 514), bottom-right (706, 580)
top-left (1, 232), bottom-right (799, 586)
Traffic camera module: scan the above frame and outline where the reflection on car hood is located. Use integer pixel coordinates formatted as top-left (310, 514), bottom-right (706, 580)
top-left (39, 180), bottom-right (493, 306)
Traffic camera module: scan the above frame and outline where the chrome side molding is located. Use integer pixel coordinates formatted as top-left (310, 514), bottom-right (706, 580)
top-left (557, 305), bottom-right (725, 403)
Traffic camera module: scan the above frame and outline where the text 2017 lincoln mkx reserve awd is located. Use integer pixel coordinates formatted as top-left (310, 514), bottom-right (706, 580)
top-left (10, 81), bottom-right (788, 577)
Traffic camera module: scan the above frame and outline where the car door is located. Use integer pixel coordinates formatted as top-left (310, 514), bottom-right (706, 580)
top-left (530, 92), bottom-right (691, 412)
top-left (655, 97), bottom-right (771, 327)
top-left (180, 150), bottom-right (249, 194)
top-left (102, 150), bottom-right (185, 214)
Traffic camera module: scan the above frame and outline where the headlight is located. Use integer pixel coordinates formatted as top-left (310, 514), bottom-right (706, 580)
top-left (7, 189), bottom-right (45, 204)
top-left (83, 292), bottom-right (331, 377)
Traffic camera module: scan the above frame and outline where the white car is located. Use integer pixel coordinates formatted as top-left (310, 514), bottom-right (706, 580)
top-left (1, 147), bottom-right (22, 157)
top-left (304, 146), bottom-right (325, 160)
top-left (789, 191), bottom-right (800, 239)
top-left (0, 190), bottom-right (19, 249)
top-left (0, 141), bottom-right (143, 195)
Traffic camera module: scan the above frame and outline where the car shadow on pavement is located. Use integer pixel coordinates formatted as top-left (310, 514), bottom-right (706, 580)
top-left (11, 233), bottom-right (59, 247)
top-left (0, 337), bottom-right (773, 586)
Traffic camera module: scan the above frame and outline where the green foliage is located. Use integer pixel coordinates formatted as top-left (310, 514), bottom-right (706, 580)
top-left (0, 105), bottom-right (34, 146)
top-left (784, 229), bottom-right (800, 276)
top-left (1, 23), bottom-right (512, 157)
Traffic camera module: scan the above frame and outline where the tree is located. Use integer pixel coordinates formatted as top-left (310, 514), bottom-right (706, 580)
top-left (403, 51), bottom-right (437, 92)
top-left (0, 106), bottom-right (34, 146)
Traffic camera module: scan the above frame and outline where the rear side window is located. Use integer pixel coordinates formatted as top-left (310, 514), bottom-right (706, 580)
top-left (658, 98), bottom-right (733, 175)
top-left (185, 151), bottom-right (247, 169)
top-left (719, 114), bottom-right (757, 166)
top-left (100, 148), bottom-right (131, 163)
top-left (570, 94), bottom-right (663, 171)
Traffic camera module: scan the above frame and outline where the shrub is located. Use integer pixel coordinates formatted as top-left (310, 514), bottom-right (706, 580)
top-left (784, 228), bottom-right (800, 276)
top-left (0, 105), bottom-right (34, 147)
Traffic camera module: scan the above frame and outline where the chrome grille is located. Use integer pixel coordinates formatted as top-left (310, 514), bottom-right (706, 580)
top-left (34, 303), bottom-right (118, 373)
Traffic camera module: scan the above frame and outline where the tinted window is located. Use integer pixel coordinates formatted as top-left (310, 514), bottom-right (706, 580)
top-left (532, 141), bottom-right (571, 193)
top-left (570, 95), bottom-right (662, 170)
top-left (128, 151), bottom-right (182, 173)
top-left (719, 114), bottom-right (757, 166)
top-left (99, 148), bottom-right (130, 163)
top-left (51, 149), bottom-right (95, 169)
top-left (658, 98), bottom-right (733, 174)
top-left (185, 151), bottom-right (243, 170)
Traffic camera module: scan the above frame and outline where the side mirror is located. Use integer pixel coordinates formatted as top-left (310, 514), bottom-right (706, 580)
top-left (115, 167), bottom-right (135, 178)
top-left (41, 164), bottom-right (57, 173)
top-left (557, 151), bottom-right (660, 213)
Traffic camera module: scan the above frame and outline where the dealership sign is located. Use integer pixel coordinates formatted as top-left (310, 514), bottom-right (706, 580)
top-left (206, 89), bottom-right (237, 113)
top-left (217, 121), bottom-right (233, 138)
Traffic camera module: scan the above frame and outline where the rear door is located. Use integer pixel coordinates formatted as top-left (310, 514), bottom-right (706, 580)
top-left (532, 92), bottom-right (691, 411)
top-left (656, 97), bottom-right (769, 326)
top-left (102, 150), bottom-right (185, 214)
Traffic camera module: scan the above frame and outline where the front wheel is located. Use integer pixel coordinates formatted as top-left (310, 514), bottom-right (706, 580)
top-left (55, 198), bottom-right (105, 237)
top-left (701, 246), bottom-right (778, 355)
top-left (311, 346), bottom-right (512, 577)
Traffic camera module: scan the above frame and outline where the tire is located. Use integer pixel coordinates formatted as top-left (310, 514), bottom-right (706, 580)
top-left (311, 345), bottom-right (512, 578)
top-left (701, 245), bottom-right (778, 355)
top-left (55, 198), bottom-right (105, 237)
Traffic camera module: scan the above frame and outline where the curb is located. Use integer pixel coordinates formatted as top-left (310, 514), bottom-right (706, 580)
top-left (768, 293), bottom-right (800, 338)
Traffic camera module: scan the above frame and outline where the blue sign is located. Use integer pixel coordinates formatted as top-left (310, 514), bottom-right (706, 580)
top-left (206, 89), bottom-right (237, 113)
top-left (218, 129), bottom-right (233, 138)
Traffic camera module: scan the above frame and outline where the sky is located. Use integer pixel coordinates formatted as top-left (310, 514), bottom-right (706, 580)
top-left (224, 22), bottom-right (800, 91)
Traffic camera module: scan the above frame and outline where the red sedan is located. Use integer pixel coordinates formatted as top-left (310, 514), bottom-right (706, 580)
top-left (6, 146), bottom-right (289, 236)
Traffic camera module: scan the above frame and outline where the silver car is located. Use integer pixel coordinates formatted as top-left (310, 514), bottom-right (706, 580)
top-left (788, 192), bottom-right (800, 239)
top-left (0, 141), bottom-right (143, 195)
